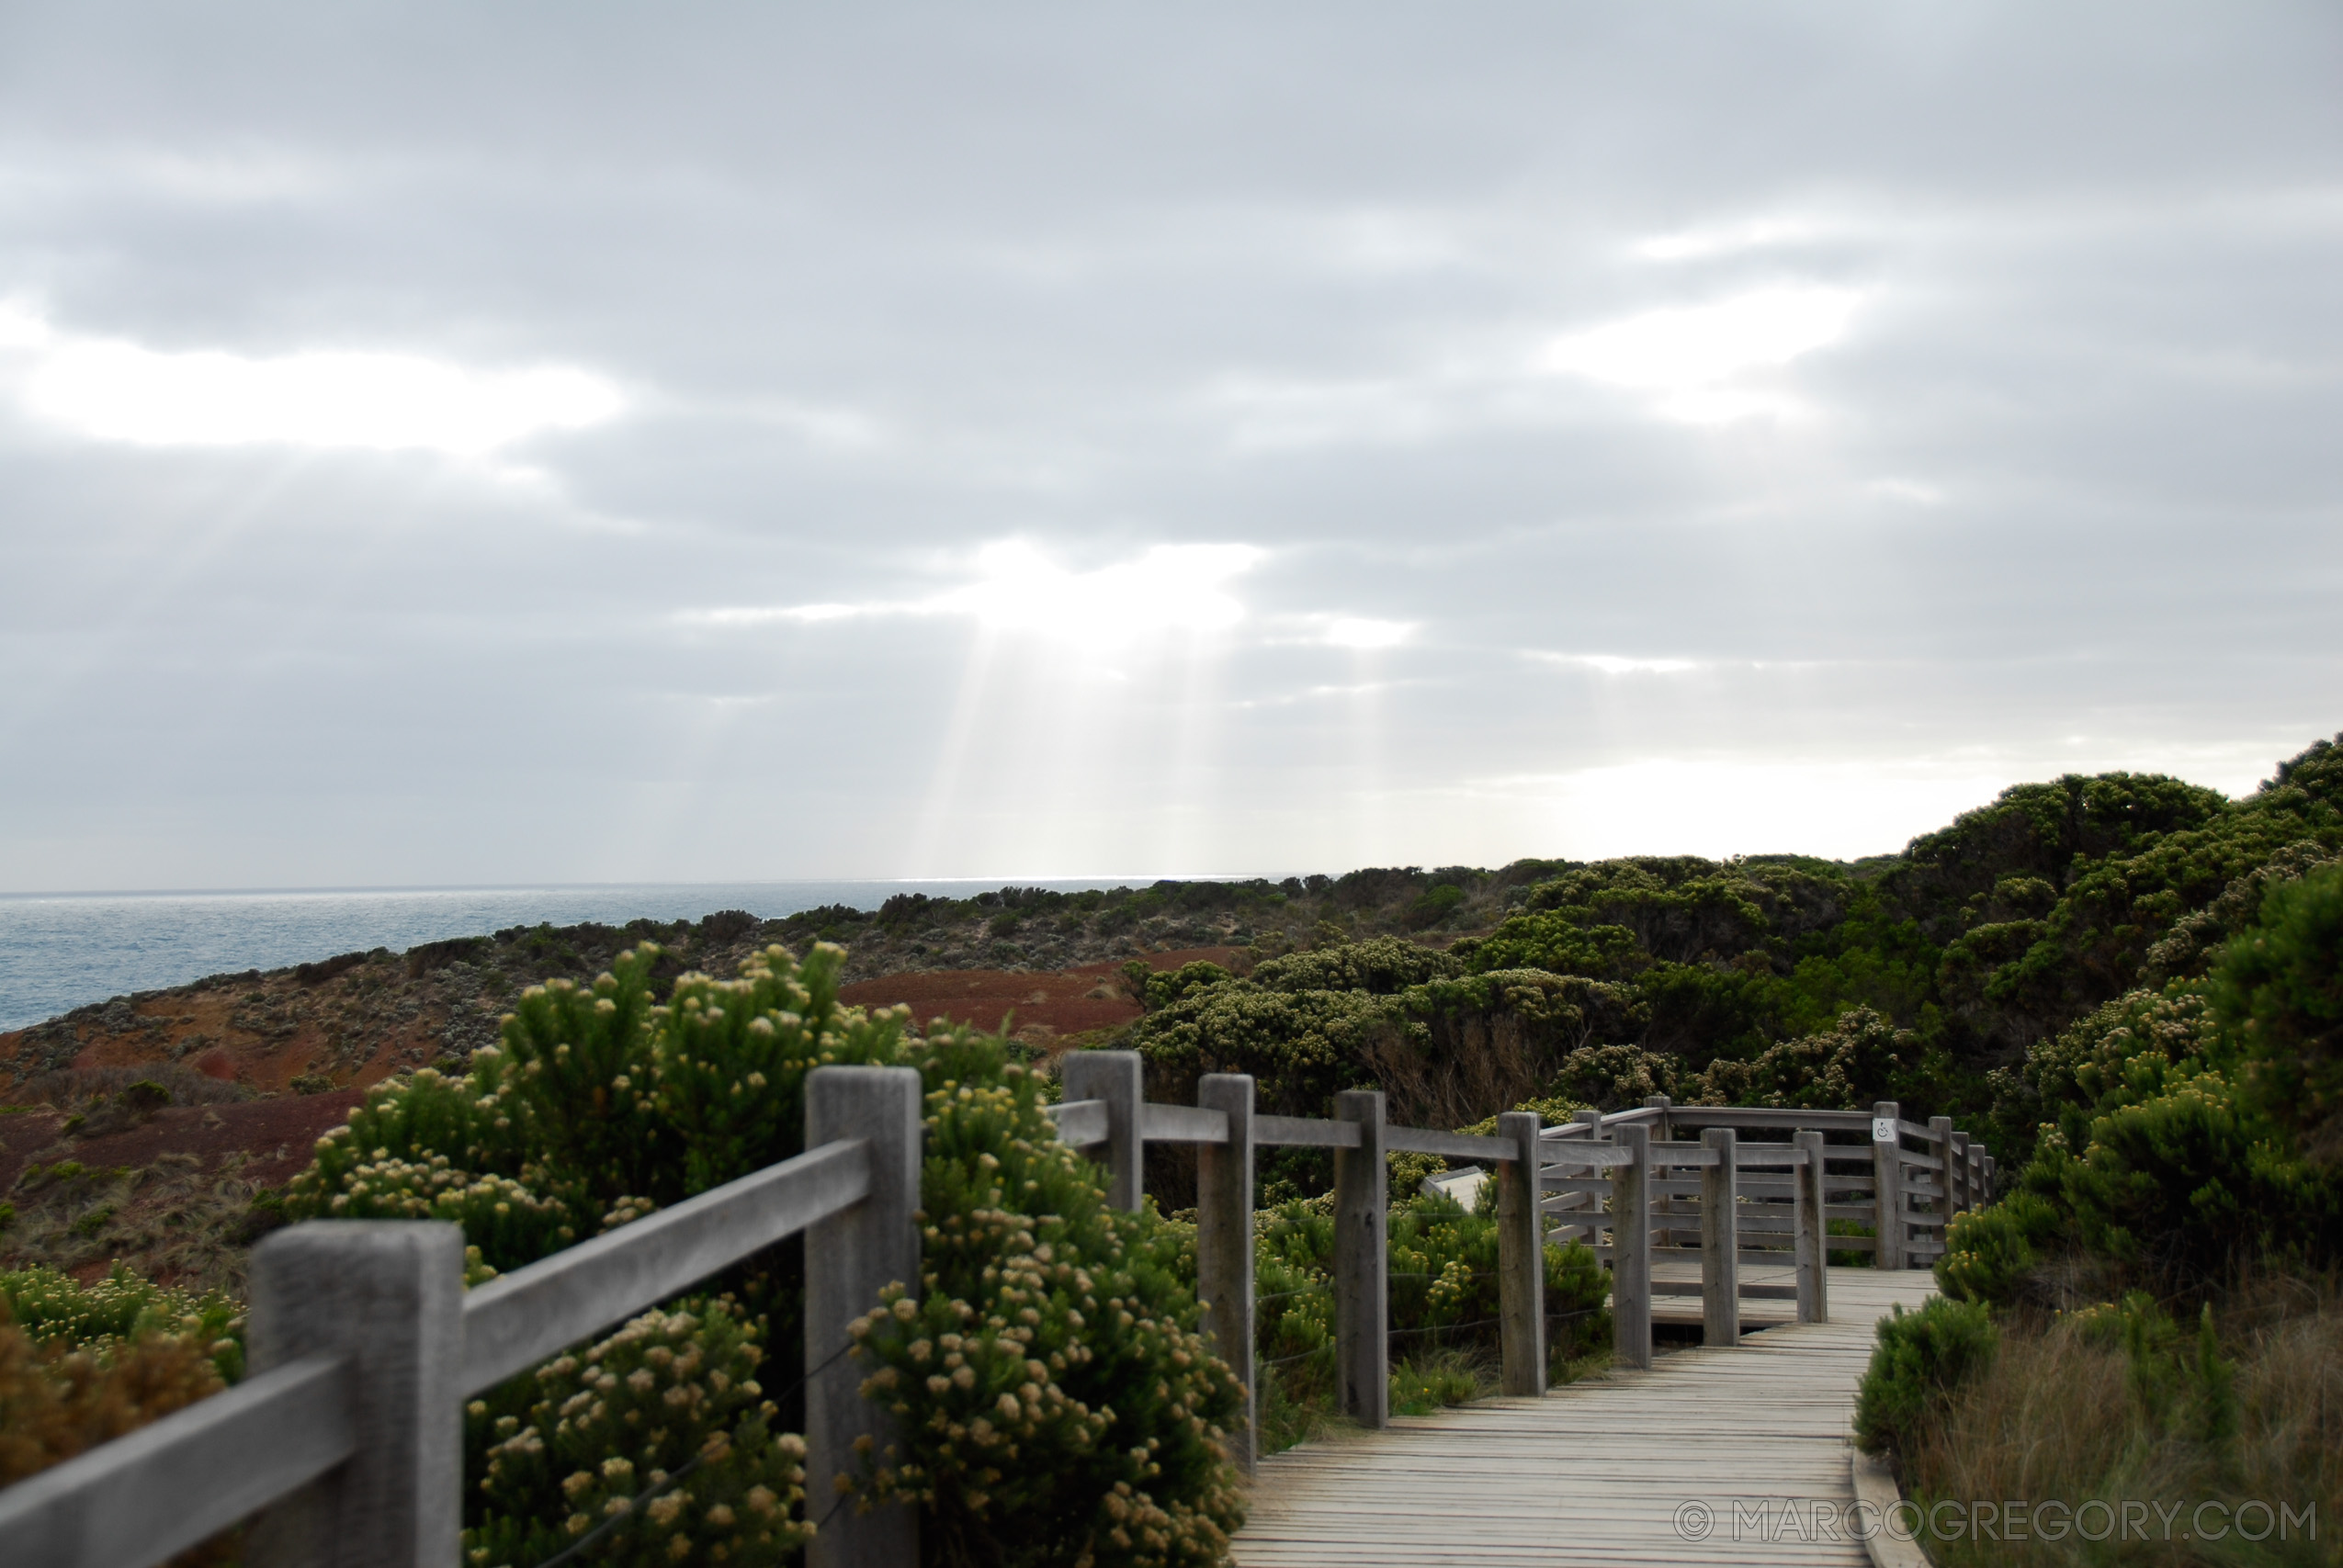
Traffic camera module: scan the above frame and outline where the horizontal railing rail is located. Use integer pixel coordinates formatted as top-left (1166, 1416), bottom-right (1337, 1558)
top-left (1045, 1074), bottom-right (1995, 1404)
top-left (463, 1137), bottom-right (874, 1392)
top-left (0, 1354), bottom-right (354, 1568)
top-left (0, 1066), bottom-right (924, 1568)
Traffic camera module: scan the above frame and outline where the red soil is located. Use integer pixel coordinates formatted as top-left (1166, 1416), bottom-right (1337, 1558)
top-left (0, 1090), bottom-right (366, 1197)
top-left (838, 947), bottom-right (1246, 1041)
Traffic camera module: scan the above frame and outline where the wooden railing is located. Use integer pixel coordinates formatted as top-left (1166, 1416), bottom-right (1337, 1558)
top-left (0, 1058), bottom-right (1997, 1568)
top-left (1046, 1066), bottom-right (1998, 1466)
top-left (0, 1066), bottom-right (922, 1568)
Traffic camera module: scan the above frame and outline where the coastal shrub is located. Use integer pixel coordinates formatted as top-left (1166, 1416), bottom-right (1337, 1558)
top-left (1536, 1043), bottom-right (1684, 1111)
top-left (1122, 985), bottom-right (1421, 1118)
top-left (2057, 1074), bottom-right (2338, 1289)
top-left (461, 1299), bottom-right (812, 1568)
top-left (1403, 883), bottom-right (1466, 931)
top-left (1692, 1007), bottom-right (1911, 1111)
top-left (0, 1263), bottom-right (243, 1382)
top-left (2213, 860), bottom-right (2343, 1166)
top-left (1983, 987), bottom-right (2216, 1168)
top-left (1933, 1191), bottom-right (2064, 1308)
top-left (1138, 962), bottom-right (1232, 1012)
top-left (0, 1271), bottom-right (244, 1562)
top-left (283, 942), bottom-right (1245, 1568)
top-left (1457, 913), bottom-right (1642, 980)
top-left (1248, 937), bottom-right (1461, 996)
top-left (1247, 1189), bottom-right (1610, 1438)
top-left (1853, 1295), bottom-right (1998, 1460)
top-left (844, 1036), bottom-right (1246, 1568)
top-left (0, 1313), bottom-right (228, 1485)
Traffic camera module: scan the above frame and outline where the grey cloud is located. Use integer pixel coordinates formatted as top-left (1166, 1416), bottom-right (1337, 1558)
top-left (0, 2), bottom-right (2337, 887)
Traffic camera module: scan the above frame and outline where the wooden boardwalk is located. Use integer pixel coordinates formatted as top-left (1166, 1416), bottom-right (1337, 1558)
top-left (1234, 1267), bottom-right (1939, 1567)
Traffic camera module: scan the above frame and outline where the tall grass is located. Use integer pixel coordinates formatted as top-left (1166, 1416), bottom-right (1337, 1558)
top-left (1904, 1274), bottom-right (2341, 1566)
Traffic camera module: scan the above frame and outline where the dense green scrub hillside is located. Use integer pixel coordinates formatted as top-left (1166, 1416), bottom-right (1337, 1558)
top-left (1119, 738), bottom-right (2343, 1155)
top-left (1851, 836), bottom-right (2343, 1565)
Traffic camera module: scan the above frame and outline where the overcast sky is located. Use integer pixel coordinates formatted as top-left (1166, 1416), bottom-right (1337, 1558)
top-left (1, 3), bottom-right (2337, 891)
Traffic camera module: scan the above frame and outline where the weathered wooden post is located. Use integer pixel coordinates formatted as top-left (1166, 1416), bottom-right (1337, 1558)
top-left (1947, 1129), bottom-right (1971, 1215)
top-left (1872, 1100), bottom-right (1905, 1270)
top-left (806, 1066), bottom-right (922, 1568)
top-left (1555, 1107), bottom-right (1603, 1237)
top-left (1928, 1115), bottom-right (1955, 1228)
top-left (1793, 1130), bottom-right (1828, 1325)
top-left (1700, 1126), bottom-right (1738, 1347)
top-left (1612, 1122), bottom-right (1652, 1371)
top-left (245, 1220), bottom-right (465, 1568)
top-left (1062, 1050), bottom-right (1144, 1212)
top-left (1982, 1153), bottom-right (1996, 1204)
top-left (1195, 1073), bottom-right (1257, 1474)
top-left (1333, 1088), bottom-right (1388, 1428)
top-left (1644, 1096), bottom-right (1675, 1245)
top-left (1496, 1110), bottom-right (1545, 1397)
top-left (1972, 1143), bottom-right (1988, 1208)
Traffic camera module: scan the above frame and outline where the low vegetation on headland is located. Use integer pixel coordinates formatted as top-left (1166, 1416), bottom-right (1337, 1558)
top-left (1, 733), bottom-right (2337, 1564)
top-left (1853, 844), bottom-right (2342, 1564)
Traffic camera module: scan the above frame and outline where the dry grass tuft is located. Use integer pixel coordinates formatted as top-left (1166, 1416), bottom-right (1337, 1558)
top-left (1907, 1274), bottom-right (2342, 1566)
top-left (4, 1153), bottom-right (271, 1293)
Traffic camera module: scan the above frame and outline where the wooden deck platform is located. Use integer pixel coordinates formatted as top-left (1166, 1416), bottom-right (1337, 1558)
top-left (1233, 1267), bottom-right (1939, 1567)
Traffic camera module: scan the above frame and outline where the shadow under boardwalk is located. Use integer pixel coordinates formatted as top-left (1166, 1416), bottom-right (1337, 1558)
top-left (1233, 1267), bottom-right (1940, 1567)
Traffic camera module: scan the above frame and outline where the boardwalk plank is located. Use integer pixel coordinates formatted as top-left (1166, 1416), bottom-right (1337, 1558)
top-left (1233, 1267), bottom-right (1936, 1568)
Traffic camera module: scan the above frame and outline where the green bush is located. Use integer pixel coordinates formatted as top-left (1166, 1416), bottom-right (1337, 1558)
top-left (1140, 962), bottom-right (1233, 1012)
top-left (1246, 1190), bottom-right (1610, 1440)
top-left (2213, 861), bottom-right (2343, 1165)
top-left (284, 942), bottom-right (1244, 1568)
top-left (1933, 1191), bottom-right (2063, 1308)
top-left (843, 1040), bottom-right (1245, 1567)
top-left (1248, 938), bottom-right (1461, 995)
top-left (1459, 913), bottom-right (1642, 980)
top-left (1692, 1007), bottom-right (1911, 1111)
top-left (0, 1263), bottom-right (243, 1383)
top-left (2058, 1073), bottom-right (2338, 1288)
top-left (463, 1299), bottom-right (812, 1568)
top-left (1984, 987), bottom-right (2216, 1168)
top-left (1853, 1296), bottom-right (1998, 1458)
top-left (1534, 1043), bottom-right (1684, 1111)
top-left (1122, 984), bottom-right (1421, 1119)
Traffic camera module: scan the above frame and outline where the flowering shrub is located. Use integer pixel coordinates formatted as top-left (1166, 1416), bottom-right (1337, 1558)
top-left (1691, 1007), bottom-right (1911, 1110)
top-left (463, 1299), bottom-right (811, 1568)
top-left (285, 942), bottom-right (911, 1250)
top-left (282, 943), bottom-right (1247, 1568)
top-left (1933, 1191), bottom-right (2062, 1309)
top-left (0, 1269), bottom-right (244, 1564)
top-left (847, 1034), bottom-right (1247, 1568)
top-left (0, 1263), bottom-right (243, 1381)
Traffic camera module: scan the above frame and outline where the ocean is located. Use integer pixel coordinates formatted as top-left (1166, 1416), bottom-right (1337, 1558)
top-left (0, 880), bottom-right (1144, 1033)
